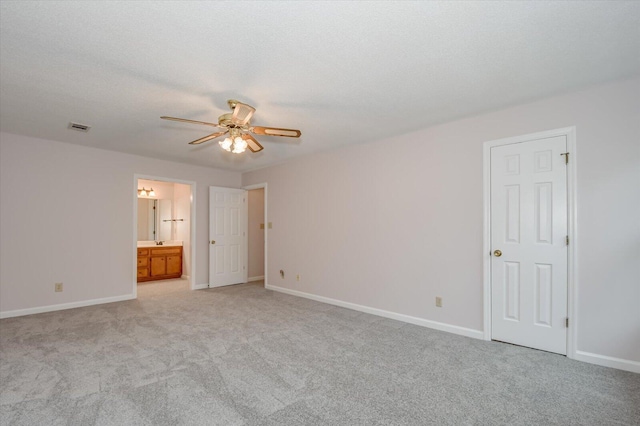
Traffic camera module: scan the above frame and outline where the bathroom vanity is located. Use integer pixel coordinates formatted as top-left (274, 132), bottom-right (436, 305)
top-left (137, 195), bottom-right (185, 283)
top-left (137, 242), bottom-right (183, 282)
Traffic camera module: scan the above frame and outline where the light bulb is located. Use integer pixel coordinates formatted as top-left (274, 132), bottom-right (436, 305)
top-left (219, 137), bottom-right (232, 151)
top-left (232, 137), bottom-right (247, 153)
top-left (148, 188), bottom-right (155, 197)
top-left (139, 188), bottom-right (147, 197)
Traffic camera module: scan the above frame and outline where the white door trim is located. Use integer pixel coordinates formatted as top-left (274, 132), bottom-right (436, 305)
top-left (133, 174), bottom-right (197, 296)
top-left (243, 183), bottom-right (268, 287)
top-left (483, 127), bottom-right (577, 359)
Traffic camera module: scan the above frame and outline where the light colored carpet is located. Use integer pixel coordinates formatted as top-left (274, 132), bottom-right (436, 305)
top-left (1, 279), bottom-right (638, 425)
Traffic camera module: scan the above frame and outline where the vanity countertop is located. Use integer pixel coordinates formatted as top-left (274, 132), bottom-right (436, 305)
top-left (137, 241), bottom-right (183, 248)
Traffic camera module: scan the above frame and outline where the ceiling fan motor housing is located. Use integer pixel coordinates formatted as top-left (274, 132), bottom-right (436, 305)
top-left (218, 113), bottom-right (236, 127)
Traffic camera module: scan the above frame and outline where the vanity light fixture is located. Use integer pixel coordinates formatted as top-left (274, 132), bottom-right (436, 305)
top-left (137, 187), bottom-right (155, 197)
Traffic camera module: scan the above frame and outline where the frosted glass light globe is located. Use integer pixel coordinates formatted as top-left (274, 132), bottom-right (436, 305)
top-left (219, 137), bottom-right (232, 151)
top-left (232, 137), bottom-right (248, 153)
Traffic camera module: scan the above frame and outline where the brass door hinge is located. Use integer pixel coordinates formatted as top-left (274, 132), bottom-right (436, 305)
top-left (566, 318), bottom-right (569, 328)
top-left (561, 152), bottom-right (569, 164)
top-left (566, 235), bottom-right (569, 245)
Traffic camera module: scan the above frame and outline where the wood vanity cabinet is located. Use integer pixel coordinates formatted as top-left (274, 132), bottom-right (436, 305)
top-left (137, 248), bottom-right (150, 279)
top-left (137, 246), bottom-right (182, 282)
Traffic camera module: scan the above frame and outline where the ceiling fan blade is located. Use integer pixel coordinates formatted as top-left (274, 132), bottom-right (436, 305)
top-left (231, 102), bottom-right (256, 126)
top-left (161, 116), bottom-right (221, 128)
top-left (251, 126), bottom-right (301, 138)
top-left (189, 130), bottom-right (228, 145)
top-left (242, 134), bottom-right (264, 152)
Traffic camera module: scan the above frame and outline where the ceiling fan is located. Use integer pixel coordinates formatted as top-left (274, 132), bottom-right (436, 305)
top-left (161, 99), bottom-right (301, 154)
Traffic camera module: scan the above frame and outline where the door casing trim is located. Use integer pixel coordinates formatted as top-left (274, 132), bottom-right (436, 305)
top-left (482, 126), bottom-right (577, 359)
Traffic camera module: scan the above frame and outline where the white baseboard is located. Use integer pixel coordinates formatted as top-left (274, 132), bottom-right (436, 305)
top-left (264, 286), bottom-right (640, 373)
top-left (0, 294), bottom-right (136, 319)
top-left (248, 275), bottom-right (265, 282)
top-left (265, 284), bottom-right (484, 340)
top-left (574, 350), bottom-right (640, 374)
top-left (193, 283), bottom-right (209, 290)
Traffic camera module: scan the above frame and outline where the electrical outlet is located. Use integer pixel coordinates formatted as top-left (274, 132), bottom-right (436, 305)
top-left (268, 222), bottom-right (273, 229)
top-left (435, 297), bottom-right (442, 307)
top-left (55, 282), bottom-right (63, 292)
top-left (296, 274), bottom-right (300, 282)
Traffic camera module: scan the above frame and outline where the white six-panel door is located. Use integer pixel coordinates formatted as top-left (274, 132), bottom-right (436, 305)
top-left (491, 136), bottom-right (568, 354)
top-left (209, 186), bottom-right (247, 288)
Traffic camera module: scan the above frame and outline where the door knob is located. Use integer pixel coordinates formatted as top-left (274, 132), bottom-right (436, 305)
top-left (493, 250), bottom-right (502, 257)
top-left (211, 240), bottom-right (216, 245)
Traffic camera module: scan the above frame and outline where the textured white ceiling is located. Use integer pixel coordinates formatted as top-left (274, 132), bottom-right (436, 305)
top-left (1, 1), bottom-right (639, 171)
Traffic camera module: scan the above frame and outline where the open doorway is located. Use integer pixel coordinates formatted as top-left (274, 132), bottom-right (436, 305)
top-left (133, 175), bottom-right (196, 297)
top-left (245, 183), bottom-right (267, 287)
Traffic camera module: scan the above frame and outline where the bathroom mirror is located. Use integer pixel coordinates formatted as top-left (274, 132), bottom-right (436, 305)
top-left (137, 198), bottom-right (172, 241)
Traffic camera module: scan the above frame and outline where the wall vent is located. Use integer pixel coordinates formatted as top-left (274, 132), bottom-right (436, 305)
top-left (68, 122), bottom-right (91, 132)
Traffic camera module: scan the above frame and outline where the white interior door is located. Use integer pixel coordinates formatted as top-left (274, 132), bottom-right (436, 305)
top-left (209, 186), bottom-right (247, 287)
top-left (491, 135), bottom-right (568, 354)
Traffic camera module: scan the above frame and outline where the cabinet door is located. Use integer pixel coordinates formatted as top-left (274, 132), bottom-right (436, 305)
top-left (150, 256), bottom-right (166, 276)
top-left (166, 256), bottom-right (182, 275)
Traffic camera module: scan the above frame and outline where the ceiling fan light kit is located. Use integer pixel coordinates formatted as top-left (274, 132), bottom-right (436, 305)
top-left (219, 129), bottom-right (248, 153)
top-left (161, 99), bottom-right (301, 155)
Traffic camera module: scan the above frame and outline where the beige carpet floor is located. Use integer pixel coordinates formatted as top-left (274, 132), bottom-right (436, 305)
top-left (1, 279), bottom-right (639, 425)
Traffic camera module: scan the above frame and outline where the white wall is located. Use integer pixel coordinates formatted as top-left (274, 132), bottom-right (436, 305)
top-left (173, 182), bottom-right (192, 277)
top-left (0, 133), bottom-right (241, 314)
top-left (243, 77), bottom-right (640, 367)
top-left (247, 188), bottom-right (265, 279)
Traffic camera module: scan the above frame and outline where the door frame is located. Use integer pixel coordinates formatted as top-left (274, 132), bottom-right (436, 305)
top-left (482, 127), bottom-right (577, 359)
top-left (243, 183), bottom-right (268, 287)
top-left (133, 174), bottom-right (197, 296)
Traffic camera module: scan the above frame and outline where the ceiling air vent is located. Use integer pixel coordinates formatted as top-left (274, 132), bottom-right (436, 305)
top-left (68, 122), bottom-right (91, 132)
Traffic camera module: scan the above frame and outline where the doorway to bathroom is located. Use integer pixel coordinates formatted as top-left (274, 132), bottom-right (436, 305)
top-left (245, 183), bottom-right (267, 287)
top-left (133, 175), bottom-right (196, 297)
